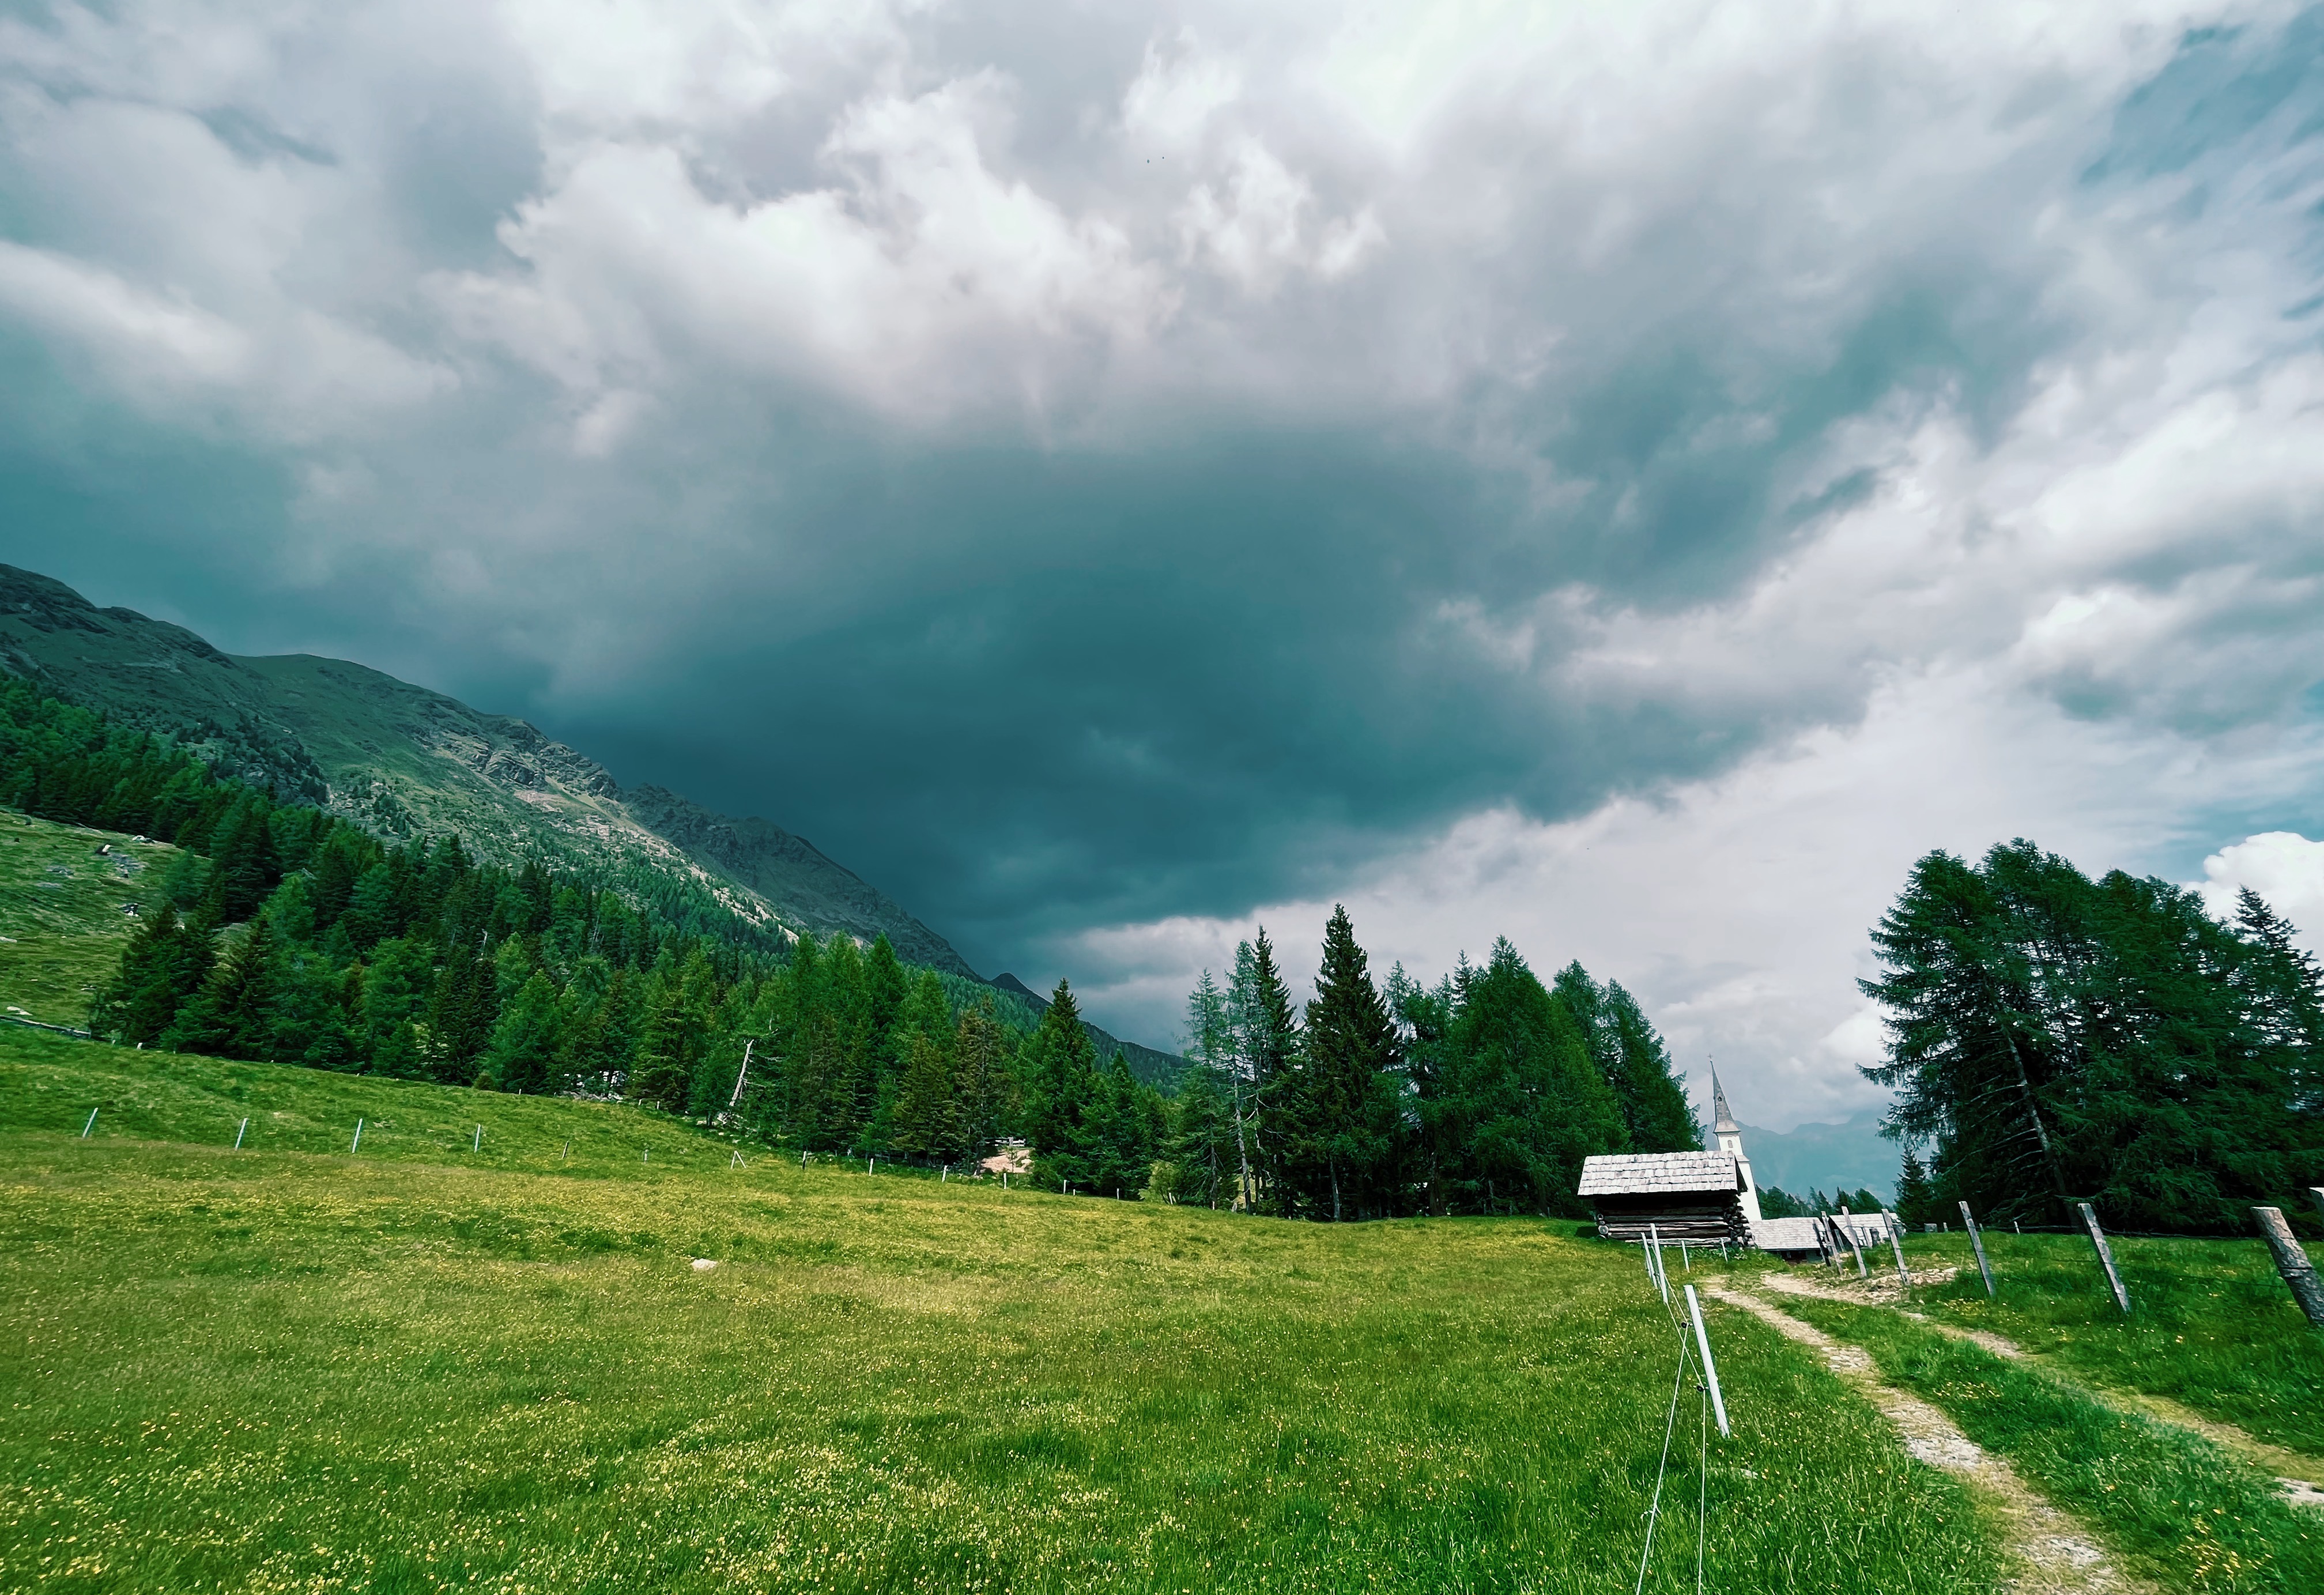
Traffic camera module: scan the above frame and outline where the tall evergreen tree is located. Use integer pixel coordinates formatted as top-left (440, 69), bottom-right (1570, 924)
top-left (1231, 930), bottom-right (1300, 1212)
top-left (951, 1000), bottom-right (1013, 1162)
top-left (167, 915), bottom-right (281, 1060)
top-left (1598, 978), bottom-right (1701, 1152)
top-left (1438, 939), bottom-right (1627, 1216)
top-left (1170, 974), bottom-right (1239, 1209)
top-left (1022, 978), bottom-right (1100, 1186)
top-left (890, 1028), bottom-right (964, 1162)
top-left (1865, 841), bottom-right (2324, 1231)
top-left (1287, 906), bottom-right (1402, 1220)
top-left (90, 908), bottom-right (210, 1045)
top-left (486, 971), bottom-right (564, 1094)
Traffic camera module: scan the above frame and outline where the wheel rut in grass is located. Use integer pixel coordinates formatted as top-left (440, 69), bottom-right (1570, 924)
top-left (1757, 1270), bottom-right (2324, 1506)
top-left (1710, 1288), bottom-right (2149, 1595)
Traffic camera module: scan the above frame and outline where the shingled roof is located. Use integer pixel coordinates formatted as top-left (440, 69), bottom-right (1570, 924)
top-left (1576, 1150), bottom-right (1742, 1197)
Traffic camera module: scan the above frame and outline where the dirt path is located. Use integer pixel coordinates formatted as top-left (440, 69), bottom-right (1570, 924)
top-left (1756, 1270), bottom-right (2324, 1503)
top-left (1710, 1287), bottom-right (2152, 1594)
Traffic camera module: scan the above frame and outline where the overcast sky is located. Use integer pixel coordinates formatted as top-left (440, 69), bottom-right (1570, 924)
top-left (5, 1), bottom-right (2323, 1129)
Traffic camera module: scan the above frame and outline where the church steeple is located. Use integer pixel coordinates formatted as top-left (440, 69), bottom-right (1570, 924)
top-left (1708, 1064), bottom-right (1761, 1226)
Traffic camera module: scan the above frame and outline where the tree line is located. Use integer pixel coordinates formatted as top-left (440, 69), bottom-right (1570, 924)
top-left (9, 679), bottom-right (1701, 1217)
top-left (1757, 1184), bottom-right (1886, 1220)
top-left (1158, 908), bottom-right (1701, 1219)
top-left (1864, 839), bottom-right (2324, 1234)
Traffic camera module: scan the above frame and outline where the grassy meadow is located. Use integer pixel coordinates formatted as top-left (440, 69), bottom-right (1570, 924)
top-left (0, 1032), bottom-right (2005, 1595)
top-left (0, 812), bottom-right (176, 1028)
top-left (1778, 1291), bottom-right (2324, 1592)
top-left (1867, 1227), bottom-right (2324, 1457)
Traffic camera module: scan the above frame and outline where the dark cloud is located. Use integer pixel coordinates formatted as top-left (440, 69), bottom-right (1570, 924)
top-left (4, 1), bottom-right (2323, 1087)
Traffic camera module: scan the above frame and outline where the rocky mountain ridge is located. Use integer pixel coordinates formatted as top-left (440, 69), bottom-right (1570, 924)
top-left (0, 564), bottom-right (975, 976)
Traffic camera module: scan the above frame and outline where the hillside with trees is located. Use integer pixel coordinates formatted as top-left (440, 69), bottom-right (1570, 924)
top-left (5, 677), bottom-right (1700, 1217)
top-left (0, 563), bottom-right (979, 977)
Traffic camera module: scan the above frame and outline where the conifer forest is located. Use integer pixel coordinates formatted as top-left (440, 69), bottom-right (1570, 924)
top-left (3, 680), bottom-right (1703, 1218)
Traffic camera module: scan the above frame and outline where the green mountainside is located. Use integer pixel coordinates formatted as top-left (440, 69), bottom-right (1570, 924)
top-left (0, 565), bottom-right (1176, 1073)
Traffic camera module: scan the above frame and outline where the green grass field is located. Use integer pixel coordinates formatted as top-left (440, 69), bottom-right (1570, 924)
top-left (1872, 1227), bottom-right (2324, 1458)
top-left (0, 1031), bottom-right (2002, 1594)
top-left (0, 813), bottom-right (176, 1028)
top-left (1778, 1291), bottom-right (2324, 1592)
top-left (14, 807), bottom-right (2324, 1594)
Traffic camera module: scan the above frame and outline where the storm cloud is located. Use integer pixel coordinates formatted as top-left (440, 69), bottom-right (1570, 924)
top-left (5, 1), bottom-right (2323, 1125)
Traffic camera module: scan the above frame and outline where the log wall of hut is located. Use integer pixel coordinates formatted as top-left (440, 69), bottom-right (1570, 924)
top-left (1589, 1194), bottom-right (1752, 1247)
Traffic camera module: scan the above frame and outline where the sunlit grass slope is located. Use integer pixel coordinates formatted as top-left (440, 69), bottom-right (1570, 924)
top-left (0, 812), bottom-right (176, 1028)
top-left (1, 1033), bottom-right (2002, 1594)
top-left (1879, 1228), bottom-right (2324, 1457)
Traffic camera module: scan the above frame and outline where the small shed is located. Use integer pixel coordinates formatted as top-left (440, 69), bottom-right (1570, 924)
top-left (1750, 1211), bottom-right (1898, 1261)
top-left (1748, 1216), bottom-right (1828, 1260)
top-left (1577, 1151), bottom-right (1753, 1246)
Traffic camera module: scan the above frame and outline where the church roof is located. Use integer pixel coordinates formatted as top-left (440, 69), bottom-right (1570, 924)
top-left (1711, 1066), bottom-right (1739, 1135)
top-left (1577, 1150), bottom-right (1743, 1197)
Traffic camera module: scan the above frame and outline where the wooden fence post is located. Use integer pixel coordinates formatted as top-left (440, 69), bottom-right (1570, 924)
top-left (2254, 1207), bottom-right (2324, 1327)
top-left (2077, 1202), bottom-right (2131, 1314)
top-left (1839, 1206), bottom-right (1869, 1278)
top-left (2310, 1187), bottom-right (2324, 1229)
top-left (1882, 1211), bottom-right (1911, 1292)
top-left (1957, 1201), bottom-right (1995, 1297)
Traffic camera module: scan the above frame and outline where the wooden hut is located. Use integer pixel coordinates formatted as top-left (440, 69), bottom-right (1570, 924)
top-left (1577, 1150), bottom-right (1754, 1246)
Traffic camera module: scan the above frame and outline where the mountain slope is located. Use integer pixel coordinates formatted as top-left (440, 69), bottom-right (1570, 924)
top-left (0, 564), bottom-right (978, 978)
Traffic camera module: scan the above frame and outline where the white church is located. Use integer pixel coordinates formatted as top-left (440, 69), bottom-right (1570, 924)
top-left (1576, 1069), bottom-right (1895, 1256)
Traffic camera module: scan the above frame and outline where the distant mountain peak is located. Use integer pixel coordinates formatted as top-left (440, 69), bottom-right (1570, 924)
top-left (992, 972), bottom-right (1048, 1005)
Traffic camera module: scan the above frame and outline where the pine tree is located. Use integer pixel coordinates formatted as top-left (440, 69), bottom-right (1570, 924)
top-left (487, 971), bottom-right (564, 1095)
top-left (1597, 978), bottom-right (1700, 1151)
top-left (89, 907), bottom-right (209, 1045)
top-left (1438, 939), bottom-right (1627, 1215)
top-left (891, 1029), bottom-right (964, 1162)
top-left (1177, 968), bottom-right (1244, 1210)
top-left (1230, 930), bottom-right (1300, 1213)
top-left (951, 1000), bottom-right (1013, 1162)
top-left (1389, 963), bottom-right (1459, 1215)
top-left (1022, 978), bottom-right (1099, 1185)
top-left (1289, 906), bottom-right (1402, 1220)
top-left (631, 963), bottom-right (707, 1111)
top-left (167, 915), bottom-right (281, 1060)
top-left (1864, 841), bottom-right (2324, 1232)
top-left (427, 944), bottom-right (499, 1085)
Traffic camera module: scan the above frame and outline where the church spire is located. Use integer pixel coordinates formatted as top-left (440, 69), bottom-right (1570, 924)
top-left (1711, 1064), bottom-right (1738, 1136)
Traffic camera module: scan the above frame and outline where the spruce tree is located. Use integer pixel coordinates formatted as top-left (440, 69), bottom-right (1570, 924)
top-left (1179, 968), bottom-right (1246, 1210)
top-left (1230, 930), bottom-right (1300, 1212)
top-left (89, 908), bottom-right (208, 1045)
top-left (1291, 906), bottom-right (1402, 1220)
top-left (951, 1000), bottom-right (1012, 1161)
top-left (891, 1030), bottom-right (963, 1162)
top-left (167, 915), bottom-right (281, 1060)
top-left (487, 971), bottom-right (564, 1095)
top-left (1022, 978), bottom-right (1099, 1185)
top-left (1439, 939), bottom-right (1627, 1215)
top-left (1600, 979), bottom-right (1700, 1151)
